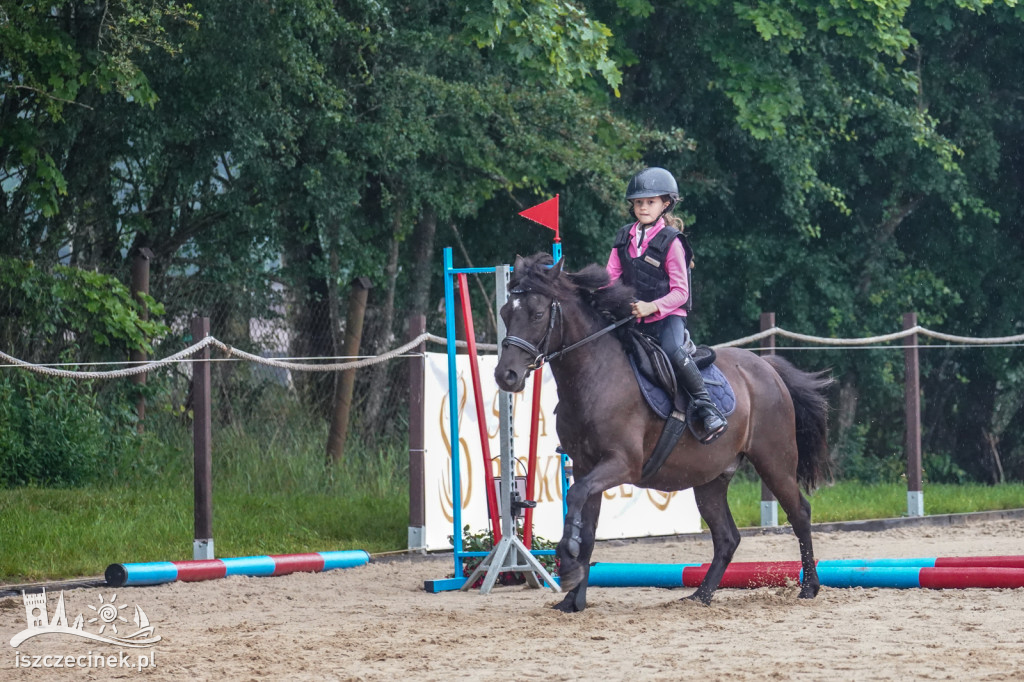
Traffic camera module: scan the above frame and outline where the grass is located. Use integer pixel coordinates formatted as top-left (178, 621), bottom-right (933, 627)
top-left (4, 477), bottom-right (1023, 583)
top-left (3, 396), bottom-right (1023, 582)
top-left (0, 486), bottom-right (405, 582)
top-left (0, 408), bottom-right (410, 583)
top-left (724, 479), bottom-right (1024, 528)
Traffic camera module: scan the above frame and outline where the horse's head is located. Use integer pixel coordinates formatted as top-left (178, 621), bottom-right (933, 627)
top-left (495, 252), bottom-right (628, 392)
top-left (494, 253), bottom-right (566, 392)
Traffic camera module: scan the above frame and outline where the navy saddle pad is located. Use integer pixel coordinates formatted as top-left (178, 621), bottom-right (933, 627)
top-left (629, 356), bottom-right (737, 421)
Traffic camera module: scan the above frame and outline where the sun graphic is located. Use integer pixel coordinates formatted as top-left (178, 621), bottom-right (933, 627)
top-left (86, 593), bottom-right (129, 635)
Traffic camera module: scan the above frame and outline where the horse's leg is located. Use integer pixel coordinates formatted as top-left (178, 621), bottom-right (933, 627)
top-left (688, 473), bottom-right (740, 605)
top-left (754, 462), bottom-right (820, 599)
top-left (553, 491), bottom-right (602, 613)
top-left (555, 456), bottom-right (630, 611)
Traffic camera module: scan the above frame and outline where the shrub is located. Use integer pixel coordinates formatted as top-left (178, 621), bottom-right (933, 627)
top-left (0, 374), bottom-right (145, 487)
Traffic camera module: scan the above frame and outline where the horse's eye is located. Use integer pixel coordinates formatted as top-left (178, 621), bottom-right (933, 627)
top-left (532, 310), bottom-right (545, 321)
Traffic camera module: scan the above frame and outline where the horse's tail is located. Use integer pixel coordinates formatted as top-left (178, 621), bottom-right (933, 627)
top-left (763, 355), bottom-right (834, 493)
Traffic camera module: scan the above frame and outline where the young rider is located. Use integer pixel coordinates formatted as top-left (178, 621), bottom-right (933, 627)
top-left (605, 167), bottom-right (727, 443)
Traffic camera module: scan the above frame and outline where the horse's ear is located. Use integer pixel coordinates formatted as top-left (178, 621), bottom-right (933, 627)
top-left (551, 257), bottom-right (564, 277)
top-left (513, 254), bottom-right (525, 273)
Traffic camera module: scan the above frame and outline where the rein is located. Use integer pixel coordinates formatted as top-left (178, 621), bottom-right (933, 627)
top-left (546, 314), bottom-right (633, 364)
top-left (502, 291), bottom-right (633, 370)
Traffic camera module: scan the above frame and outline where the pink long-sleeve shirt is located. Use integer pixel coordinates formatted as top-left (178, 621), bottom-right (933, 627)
top-left (606, 218), bottom-right (689, 322)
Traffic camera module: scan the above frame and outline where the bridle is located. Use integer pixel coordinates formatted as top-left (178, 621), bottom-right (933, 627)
top-left (501, 287), bottom-right (633, 371)
top-left (501, 289), bottom-right (562, 371)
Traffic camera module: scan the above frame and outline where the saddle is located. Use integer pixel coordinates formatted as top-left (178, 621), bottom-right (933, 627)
top-left (624, 328), bottom-right (735, 480)
top-left (625, 330), bottom-right (717, 413)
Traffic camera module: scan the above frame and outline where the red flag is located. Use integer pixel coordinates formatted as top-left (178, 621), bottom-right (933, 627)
top-left (518, 195), bottom-right (559, 240)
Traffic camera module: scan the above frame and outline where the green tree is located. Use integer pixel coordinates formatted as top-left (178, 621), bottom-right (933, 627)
top-left (587, 0), bottom-right (1024, 479)
top-left (0, 257), bottom-right (168, 487)
top-left (1, 1), bottom-right (198, 238)
top-left (5, 0), bottom-right (1024, 482)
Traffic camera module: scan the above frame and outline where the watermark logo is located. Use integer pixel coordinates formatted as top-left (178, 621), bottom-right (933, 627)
top-left (10, 589), bottom-right (161, 649)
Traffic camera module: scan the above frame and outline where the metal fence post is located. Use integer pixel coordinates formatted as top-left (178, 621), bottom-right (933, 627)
top-left (407, 313), bottom-right (427, 550)
top-left (760, 312), bottom-right (779, 527)
top-left (191, 316), bottom-right (214, 560)
top-left (904, 312), bottom-right (924, 516)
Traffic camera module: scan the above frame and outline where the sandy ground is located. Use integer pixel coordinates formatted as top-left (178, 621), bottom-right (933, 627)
top-left (3, 516), bottom-right (1024, 681)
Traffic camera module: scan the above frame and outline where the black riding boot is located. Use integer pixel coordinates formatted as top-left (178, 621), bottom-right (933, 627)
top-left (670, 348), bottom-right (727, 443)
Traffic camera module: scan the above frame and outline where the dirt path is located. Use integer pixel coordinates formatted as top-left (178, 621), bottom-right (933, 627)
top-left (4, 517), bottom-right (1024, 680)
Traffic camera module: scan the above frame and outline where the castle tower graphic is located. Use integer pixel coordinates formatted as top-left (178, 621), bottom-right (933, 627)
top-left (11, 589), bottom-right (161, 648)
top-left (50, 591), bottom-right (68, 627)
top-left (22, 590), bottom-right (47, 628)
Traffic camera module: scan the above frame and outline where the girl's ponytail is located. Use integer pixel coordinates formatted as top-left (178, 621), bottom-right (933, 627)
top-left (664, 210), bottom-right (685, 232)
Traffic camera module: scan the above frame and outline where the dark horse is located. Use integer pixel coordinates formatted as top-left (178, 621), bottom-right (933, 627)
top-left (495, 253), bottom-right (833, 613)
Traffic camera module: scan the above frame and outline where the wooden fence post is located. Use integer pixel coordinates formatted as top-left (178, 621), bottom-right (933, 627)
top-left (191, 316), bottom-right (214, 560)
top-left (904, 312), bottom-right (924, 516)
top-left (760, 312), bottom-right (779, 527)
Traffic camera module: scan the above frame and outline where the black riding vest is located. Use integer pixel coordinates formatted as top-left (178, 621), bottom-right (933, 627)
top-left (613, 223), bottom-right (694, 311)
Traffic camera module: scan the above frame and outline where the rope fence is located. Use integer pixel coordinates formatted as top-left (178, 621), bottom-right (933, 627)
top-left (0, 333), bottom-right (494, 380)
top-left (2, 324), bottom-right (1023, 381)
top-left (714, 325), bottom-right (1024, 349)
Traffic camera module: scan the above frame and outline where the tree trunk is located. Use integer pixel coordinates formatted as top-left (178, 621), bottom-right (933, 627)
top-left (362, 214), bottom-right (402, 435)
top-left (450, 220), bottom-right (496, 339)
top-left (285, 235), bottom-right (334, 419)
top-left (326, 277), bottom-right (372, 463)
top-left (830, 377), bottom-right (860, 464)
top-left (983, 430), bottom-right (1005, 485)
top-left (407, 208), bottom-right (437, 317)
top-left (921, 350), bottom-right (957, 458)
top-left (130, 246), bottom-right (153, 432)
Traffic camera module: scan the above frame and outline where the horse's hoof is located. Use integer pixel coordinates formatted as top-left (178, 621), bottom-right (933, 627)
top-left (685, 591), bottom-right (713, 606)
top-left (553, 593), bottom-right (584, 613)
top-left (798, 583), bottom-right (820, 599)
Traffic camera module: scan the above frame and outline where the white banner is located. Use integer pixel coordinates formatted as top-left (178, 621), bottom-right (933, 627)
top-left (421, 352), bottom-right (700, 550)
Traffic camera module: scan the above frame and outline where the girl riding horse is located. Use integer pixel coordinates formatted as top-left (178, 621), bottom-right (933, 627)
top-left (495, 253), bottom-right (832, 613)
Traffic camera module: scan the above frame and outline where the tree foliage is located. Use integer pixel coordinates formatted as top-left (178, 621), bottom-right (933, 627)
top-left (0, 1), bottom-right (199, 221)
top-left (2, 0), bottom-right (1024, 482)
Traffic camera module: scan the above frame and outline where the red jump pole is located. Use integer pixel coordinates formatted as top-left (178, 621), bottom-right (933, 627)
top-left (682, 562), bottom-right (804, 589)
top-left (456, 273), bottom-right (501, 542)
top-left (523, 366), bottom-right (543, 548)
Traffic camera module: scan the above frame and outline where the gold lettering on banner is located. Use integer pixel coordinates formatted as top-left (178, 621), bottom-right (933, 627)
top-left (488, 389), bottom-right (500, 439)
top-left (489, 374), bottom-right (551, 470)
top-left (532, 455), bottom-right (565, 502)
top-left (646, 489), bottom-right (676, 511)
top-left (535, 397), bottom-right (549, 437)
top-left (603, 485), bottom-right (635, 500)
top-left (439, 374), bottom-right (473, 523)
top-left (487, 387), bottom-right (520, 436)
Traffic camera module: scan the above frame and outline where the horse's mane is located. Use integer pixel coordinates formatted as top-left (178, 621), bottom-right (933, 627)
top-left (510, 253), bottom-right (635, 324)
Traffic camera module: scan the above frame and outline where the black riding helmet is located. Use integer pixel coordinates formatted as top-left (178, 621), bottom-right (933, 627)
top-left (626, 167), bottom-right (679, 222)
top-left (625, 167), bottom-right (679, 202)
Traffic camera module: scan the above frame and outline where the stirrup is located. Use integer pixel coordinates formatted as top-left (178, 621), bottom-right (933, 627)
top-left (696, 405), bottom-right (727, 444)
top-left (699, 420), bottom-right (727, 445)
